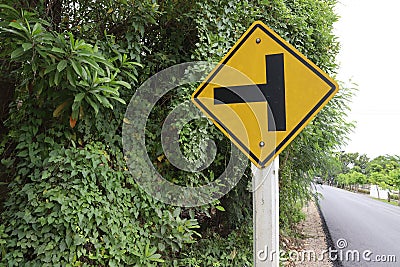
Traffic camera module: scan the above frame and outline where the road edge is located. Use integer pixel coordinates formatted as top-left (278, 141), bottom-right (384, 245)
top-left (314, 196), bottom-right (343, 267)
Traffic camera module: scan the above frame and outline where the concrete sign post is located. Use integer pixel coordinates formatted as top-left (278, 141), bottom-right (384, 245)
top-left (252, 157), bottom-right (279, 266)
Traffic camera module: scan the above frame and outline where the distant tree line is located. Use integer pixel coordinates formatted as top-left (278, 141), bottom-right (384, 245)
top-left (322, 152), bottom-right (400, 205)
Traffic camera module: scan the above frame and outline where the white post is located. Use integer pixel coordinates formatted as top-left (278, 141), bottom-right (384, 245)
top-left (252, 156), bottom-right (279, 266)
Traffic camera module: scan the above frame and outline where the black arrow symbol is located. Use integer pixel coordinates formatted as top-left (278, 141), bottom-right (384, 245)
top-left (213, 53), bottom-right (286, 131)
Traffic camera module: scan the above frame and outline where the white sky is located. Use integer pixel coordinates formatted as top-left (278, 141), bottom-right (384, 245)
top-left (334, 0), bottom-right (400, 158)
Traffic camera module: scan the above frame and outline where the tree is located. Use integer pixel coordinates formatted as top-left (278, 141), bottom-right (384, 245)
top-left (319, 152), bottom-right (342, 185)
top-left (349, 171), bottom-right (367, 191)
top-left (339, 152), bottom-right (360, 174)
top-left (367, 155), bottom-right (400, 201)
top-left (389, 169), bottom-right (400, 206)
top-left (0, 0), bottom-right (354, 265)
top-left (335, 171), bottom-right (366, 191)
top-left (331, 152), bottom-right (369, 186)
top-left (367, 155), bottom-right (399, 175)
top-left (355, 154), bottom-right (370, 175)
top-left (336, 173), bottom-right (348, 188)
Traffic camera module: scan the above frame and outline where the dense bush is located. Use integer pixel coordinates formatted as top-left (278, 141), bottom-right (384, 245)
top-left (0, 0), bottom-right (353, 265)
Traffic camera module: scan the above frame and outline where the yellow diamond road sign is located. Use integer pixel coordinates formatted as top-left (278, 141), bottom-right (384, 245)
top-left (191, 21), bottom-right (339, 168)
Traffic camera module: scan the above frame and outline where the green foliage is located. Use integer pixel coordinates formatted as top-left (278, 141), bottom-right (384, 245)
top-left (0, 7), bottom-right (137, 122)
top-left (278, 80), bottom-right (355, 231)
top-left (336, 171), bottom-right (366, 187)
top-left (389, 169), bottom-right (400, 188)
top-left (334, 153), bottom-right (400, 193)
top-left (133, 242), bottom-right (164, 266)
top-left (0, 99), bottom-right (200, 265)
top-left (0, 3), bottom-right (200, 265)
top-left (170, 222), bottom-right (253, 267)
top-left (0, 0), bottom-right (354, 265)
top-left (367, 155), bottom-right (400, 189)
top-left (188, 0), bottom-right (353, 234)
top-left (0, 224), bottom-right (7, 259)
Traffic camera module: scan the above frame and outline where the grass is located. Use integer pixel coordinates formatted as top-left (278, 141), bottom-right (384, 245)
top-left (338, 186), bottom-right (400, 206)
top-left (371, 197), bottom-right (400, 207)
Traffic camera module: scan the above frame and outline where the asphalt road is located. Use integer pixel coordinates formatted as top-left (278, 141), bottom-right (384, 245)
top-left (317, 185), bottom-right (400, 267)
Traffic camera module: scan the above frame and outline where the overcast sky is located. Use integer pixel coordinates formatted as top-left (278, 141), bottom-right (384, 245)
top-left (334, 0), bottom-right (400, 159)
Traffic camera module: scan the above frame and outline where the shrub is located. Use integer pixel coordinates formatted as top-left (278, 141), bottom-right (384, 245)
top-left (0, 0), bottom-right (352, 265)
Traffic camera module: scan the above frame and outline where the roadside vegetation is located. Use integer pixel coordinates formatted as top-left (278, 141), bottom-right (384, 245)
top-left (0, 0), bottom-right (353, 265)
top-left (321, 152), bottom-right (400, 205)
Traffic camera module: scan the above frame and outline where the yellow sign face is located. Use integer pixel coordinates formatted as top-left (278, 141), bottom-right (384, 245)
top-left (191, 21), bottom-right (338, 168)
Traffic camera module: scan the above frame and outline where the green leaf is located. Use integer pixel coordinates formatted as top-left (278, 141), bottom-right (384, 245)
top-left (57, 60), bottom-right (68, 72)
top-left (68, 32), bottom-right (75, 49)
top-left (22, 43), bottom-right (33, 51)
top-left (59, 241), bottom-right (67, 252)
top-left (9, 21), bottom-right (25, 31)
top-left (70, 59), bottom-right (83, 77)
top-left (94, 94), bottom-right (112, 109)
top-left (74, 40), bottom-right (92, 51)
top-left (44, 64), bottom-right (57, 75)
top-left (74, 92), bottom-right (85, 102)
top-left (36, 46), bottom-right (49, 59)
top-left (51, 47), bottom-right (65, 54)
top-left (112, 80), bottom-right (131, 89)
top-left (215, 205), bottom-right (225, 211)
top-left (0, 27), bottom-right (27, 40)
top-left (95, 77), bottom-right (111, 84)
top-left (81, 67), bottom-right (88, 81)
top-left (86, 96), bottom-right (99, 115)
top-left (32, 60), bottom-right (38, 73)
top-left (148, 254), bottom-right (164, 262)
top-left (157, 243), bottom-right (165, 252)
top-left (73, 235), bottom-right (84, 246)
top-left (175, 207), bottom-right (182, 217)
top-left (54, 70), bottom-right (61, 86)
top-left (145, 242), bottom-right (150, 256)
top-left (31, 23), bottom-right (42, 36)
top-left (124, 71), bottom-right (138, 82)
top-left (78, 58), bottom-right (100, 71)
top-left (17, 150), bottom-right (28, 157)
top-left (0, 4), bottom-right (19, 17)
top-left (97, 86), bottom-right (118, 96)
top-left (110, 96), bottom-right (126, 105)
top-left (147, 246), bottom-right (157, 257)
top-left (11, 47), bottom-right (24, 59)
top-left (78, 80), bottom-right (90, 87)
top-left (66, 67), bottom-right (76, 87)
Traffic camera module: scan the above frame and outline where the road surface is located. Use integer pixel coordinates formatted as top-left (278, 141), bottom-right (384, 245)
top-left (317, 185), bottom-right (400, 267)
